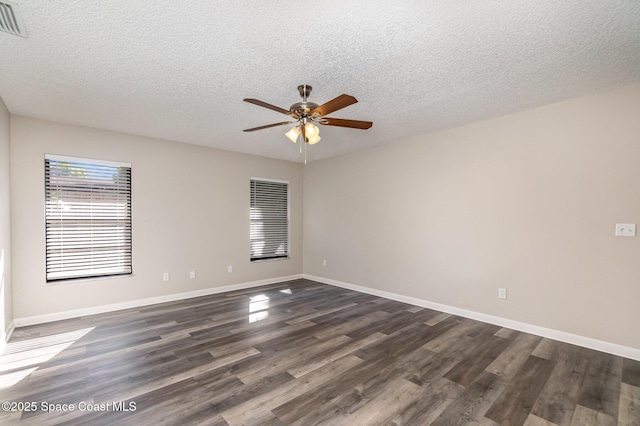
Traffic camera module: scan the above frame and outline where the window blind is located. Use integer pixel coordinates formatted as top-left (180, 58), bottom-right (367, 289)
top-left (45, 155), bottom-right (132, 281)
top-left (250, 179), bottom-right (289, 261)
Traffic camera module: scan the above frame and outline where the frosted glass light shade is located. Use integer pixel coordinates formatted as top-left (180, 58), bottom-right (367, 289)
top-left (285, 126), bottom-right (300, 143)
top-left (308, 135), bottom-right (321, 145)
top-left (304, 123), bottom-right (319, 137)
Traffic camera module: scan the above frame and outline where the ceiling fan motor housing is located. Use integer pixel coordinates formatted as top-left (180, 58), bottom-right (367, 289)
top-left (289, 101), bottom-right (319, 117)
top-left (291, 85), bottom-right (318, 118)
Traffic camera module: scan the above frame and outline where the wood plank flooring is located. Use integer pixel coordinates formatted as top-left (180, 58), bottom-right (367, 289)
top-left (0, 279), bottom-right (638, 425)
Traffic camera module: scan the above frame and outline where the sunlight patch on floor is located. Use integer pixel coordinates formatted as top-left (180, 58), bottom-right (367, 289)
top-left (0, 327), bottom-right (94, 389)
top-left (249, 294), bottom-right (270, 323)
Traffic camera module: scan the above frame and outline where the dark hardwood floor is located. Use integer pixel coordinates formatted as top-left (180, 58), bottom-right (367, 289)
top-left (0, 279), bottom-right (638, 425)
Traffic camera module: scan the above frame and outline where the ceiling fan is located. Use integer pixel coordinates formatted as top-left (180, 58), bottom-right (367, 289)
top-left (243, 85), bottom-right (373, 146)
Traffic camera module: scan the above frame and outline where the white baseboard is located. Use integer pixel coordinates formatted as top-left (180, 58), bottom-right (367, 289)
top-left (13, 274), bottom-right (303, 328)
top-left (303, 274), bottom-right (640, 361)
top-left (0, 321), bottom-right (14, 354)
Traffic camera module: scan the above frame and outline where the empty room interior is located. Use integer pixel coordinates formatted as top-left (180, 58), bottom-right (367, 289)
top-left (1, 1), bottom-right (640, 425)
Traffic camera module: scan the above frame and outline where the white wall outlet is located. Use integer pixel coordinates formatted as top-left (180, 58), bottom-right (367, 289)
top-left (615, 223), bottom-right (636, 237)
top-left (227, 265), bottom-right (233, 273)
top-left (323, 259), bottom-right (327, 267)
top-left (163, 272), bottom-right (170, 281)
top-left (498, 288), bottom-right (507, 299)
top-left (189, 270), bottom-right (196, 279)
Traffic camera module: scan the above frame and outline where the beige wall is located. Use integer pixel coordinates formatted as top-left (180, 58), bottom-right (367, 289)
top-left (303, 85), bottom-right (640, 350)
top-left (10, 116), bottom-right (303, 318)
top-left (7, 85), bottom-right (640, 351)
top-left (0, 96), bottom-right (11, 337)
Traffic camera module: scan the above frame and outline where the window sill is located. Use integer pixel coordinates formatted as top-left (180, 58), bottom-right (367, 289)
top-left (46, 274), bottom-right (135, 286)
top-left (250, 257), bottom-right (289, 263)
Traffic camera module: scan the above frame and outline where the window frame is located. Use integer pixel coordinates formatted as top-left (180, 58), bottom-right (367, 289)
top-left (249, 177), bottom-right (290, 262)
top-left (44, 154), bottom-right (133, 282)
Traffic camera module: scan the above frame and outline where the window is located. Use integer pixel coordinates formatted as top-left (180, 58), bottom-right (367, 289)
top-left (250, 178), bottom-right (289, 261)
top-left (45, 155), bottom-right (132, 281)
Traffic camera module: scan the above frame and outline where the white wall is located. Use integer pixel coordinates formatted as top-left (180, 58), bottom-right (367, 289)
top-left (304, 84), bottom-right (640, 351)
top-left (0, 96), bottom-right (11, 339)
top-left (10, 116), bottom-right (303, 319)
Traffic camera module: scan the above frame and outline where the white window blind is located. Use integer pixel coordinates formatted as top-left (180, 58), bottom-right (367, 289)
top-left (250, 179), bottom-right (289, 261)
top-left (45, 155), bottom-right (132, 281)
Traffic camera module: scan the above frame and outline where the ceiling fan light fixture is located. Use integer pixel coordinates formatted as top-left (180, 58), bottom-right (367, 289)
top-left (243, 85), bottom-right (372, 156)
top-left (285, 126), bottom-right (300, 143)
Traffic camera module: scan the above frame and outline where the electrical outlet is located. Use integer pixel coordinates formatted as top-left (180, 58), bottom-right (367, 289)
top-left (615, 223), bottom-right (636, 237)
top-left (163, 272), bottom-right (170, 281)
top-left (323, 259), bottom-right (327, 267)
top-left (227, 265), bottom-right (233, 273)
top-left (498, 288), bottom-right (507, 299)
top-left (189, 270), bottom-right (196, 279)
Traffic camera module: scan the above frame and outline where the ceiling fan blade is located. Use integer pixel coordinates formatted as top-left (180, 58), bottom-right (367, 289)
top-left (321, 118), bottom-right (373, 129)
top-left (243, 121), bottom-right (294, 132)
top-left (243, 98), bottom-right (292, 116)
top-left (311, 94), bottom-right (358, 117)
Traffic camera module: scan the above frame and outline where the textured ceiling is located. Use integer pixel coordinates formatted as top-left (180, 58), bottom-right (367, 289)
top-left (1, 1), bottom-right (639, 162)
